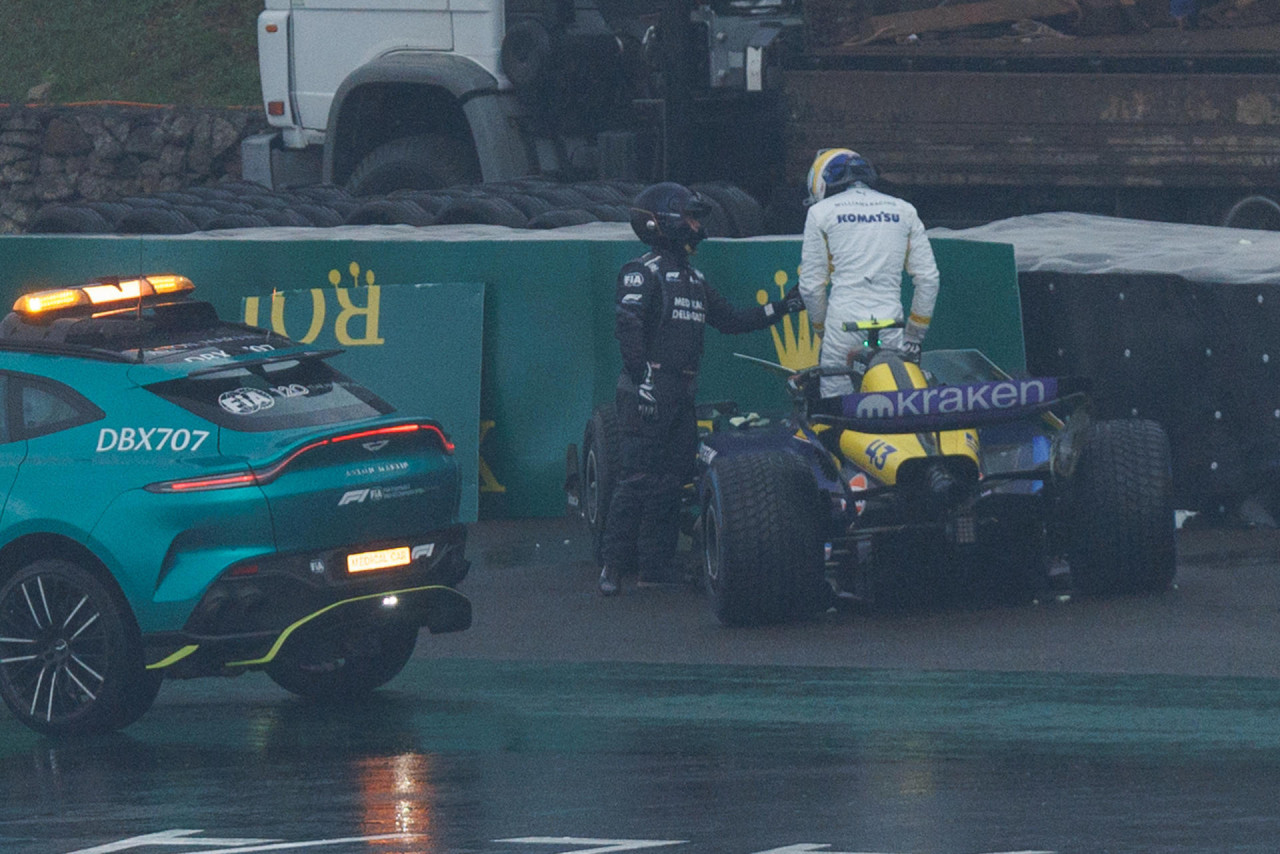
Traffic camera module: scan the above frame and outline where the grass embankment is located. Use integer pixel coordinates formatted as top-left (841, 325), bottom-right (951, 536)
top-left (0, 0), bottom-right (261, 106)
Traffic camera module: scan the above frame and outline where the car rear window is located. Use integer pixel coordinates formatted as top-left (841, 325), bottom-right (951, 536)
top-left (145, 356), bottom-right (394, 432)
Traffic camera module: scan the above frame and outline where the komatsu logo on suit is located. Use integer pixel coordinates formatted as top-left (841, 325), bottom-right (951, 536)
top-left (853, 380), bottom-right (1051, 419)
top-left (837, 211), bottom-right (901, 224)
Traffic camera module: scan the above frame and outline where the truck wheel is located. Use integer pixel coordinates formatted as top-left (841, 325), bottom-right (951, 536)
top-left (701, 451), bottom-right (827, 626)
top-left (0, 559), bottom-right (156, 735)
top-left (582, 404), bottom-right (620, 565)
top-left (345, 134), bottom-right (480, 196)
top-left (1067, 419), bottom-right (1176, 596)
top-left (266, 624), bottom-right (418, 699)
top-left (501, 19), bottom-right (552, 90)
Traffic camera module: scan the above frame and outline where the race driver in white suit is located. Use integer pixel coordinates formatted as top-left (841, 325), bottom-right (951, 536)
top-left (797, 148), bottom-right (941, 398)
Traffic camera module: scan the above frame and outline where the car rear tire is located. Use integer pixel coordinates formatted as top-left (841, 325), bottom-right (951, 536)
top-left (265, 623), bottom-right (419, 700)
top-left (702, 451), bottom-right (827, 626)
top-left (582, 404), bottom-right (620, 566)
top-left (1067, 418), bottom-right (1176, 595)
top-left (0, 559), bottom-right (156, 736)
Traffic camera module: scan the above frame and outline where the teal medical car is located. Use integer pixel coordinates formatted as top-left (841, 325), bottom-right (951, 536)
top-left (0, 275), bottom-right (470, 736)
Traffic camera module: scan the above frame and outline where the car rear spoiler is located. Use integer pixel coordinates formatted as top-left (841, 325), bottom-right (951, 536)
top-left (812, 377), bottom-right (1088, 434)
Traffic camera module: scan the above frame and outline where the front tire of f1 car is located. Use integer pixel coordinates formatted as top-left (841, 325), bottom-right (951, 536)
top-left (582, 404), bottom-right (620, 566)
top-left (0, 559), bottom-right (157, 736)
top-left (1067, 418), bottom-right (1176, 596)
top-left (265, 623), bottom-right (419, 700)
top-left (702, 451), bottom-right (827, 626)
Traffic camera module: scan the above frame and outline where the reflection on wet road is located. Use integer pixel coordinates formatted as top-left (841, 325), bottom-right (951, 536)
top-left (4, 659), bottom-right (1280, 853)
top-left (2, 520), bottom-right (1279, 853)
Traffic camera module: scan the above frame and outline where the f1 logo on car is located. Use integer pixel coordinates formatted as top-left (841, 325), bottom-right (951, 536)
top-left (339, 488), bottom-right (382, 505)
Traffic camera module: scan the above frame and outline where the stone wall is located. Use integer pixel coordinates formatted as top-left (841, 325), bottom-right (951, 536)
top-left (0, 104), bottom-right (269, 234)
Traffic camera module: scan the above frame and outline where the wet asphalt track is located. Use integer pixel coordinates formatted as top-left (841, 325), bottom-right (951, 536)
top-left (2, 517), bottom-right (1280, 854)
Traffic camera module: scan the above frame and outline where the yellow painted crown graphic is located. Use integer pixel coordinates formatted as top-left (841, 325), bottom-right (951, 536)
top-left (330, 261), bottom-right (375, 287)
top-left (757, 270), bottom-right (820, 370)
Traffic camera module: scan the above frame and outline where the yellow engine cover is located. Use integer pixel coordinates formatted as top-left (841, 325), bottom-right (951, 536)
top-left (838, 358), bottom-right (979, 485)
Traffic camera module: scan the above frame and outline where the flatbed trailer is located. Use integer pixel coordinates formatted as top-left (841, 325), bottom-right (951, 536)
top-left (780, 19), bottom-right (1280, 227)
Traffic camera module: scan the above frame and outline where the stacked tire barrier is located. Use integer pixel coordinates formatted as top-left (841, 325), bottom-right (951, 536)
top-left (25, 178), bottom-right (771, 238)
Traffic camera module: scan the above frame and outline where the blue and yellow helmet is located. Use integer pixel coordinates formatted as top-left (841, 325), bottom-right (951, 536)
top-left (805, 148), bottom-right (878, 206)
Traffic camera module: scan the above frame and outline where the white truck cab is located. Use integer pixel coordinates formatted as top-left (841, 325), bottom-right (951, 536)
top-left (245, 0), bottom-right (798, 194)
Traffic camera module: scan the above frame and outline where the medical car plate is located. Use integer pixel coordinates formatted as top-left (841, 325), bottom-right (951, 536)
top-left (347, 546), bottom-right (411, 573)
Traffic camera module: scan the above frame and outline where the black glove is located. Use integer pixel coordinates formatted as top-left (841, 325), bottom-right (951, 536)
top-left (899, 339), bottom-right (922, 363)
top-left (637, 362), bottom-right (658, 421)
top-left (782, 284), bottom-right (806, 314)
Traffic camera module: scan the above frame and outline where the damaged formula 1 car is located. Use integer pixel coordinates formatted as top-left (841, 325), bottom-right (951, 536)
top-left (568, 320), bottom-right (1176, 626)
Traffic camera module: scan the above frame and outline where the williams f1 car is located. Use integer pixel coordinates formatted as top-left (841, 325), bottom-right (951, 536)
top-left (568, 320), bottom-right (1176, 626)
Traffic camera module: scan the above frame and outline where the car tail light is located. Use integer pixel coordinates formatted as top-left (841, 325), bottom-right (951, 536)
top-left (145, 422), bottom-right (453, 493)
top-left (148, 471), bottom-right (258, 493)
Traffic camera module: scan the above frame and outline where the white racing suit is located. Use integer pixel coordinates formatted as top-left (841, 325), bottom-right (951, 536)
top-left (797, 183), bottom-right (941, 397)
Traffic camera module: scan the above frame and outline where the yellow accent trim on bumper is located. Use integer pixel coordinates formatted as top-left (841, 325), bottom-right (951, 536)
top-left (225, 584), bottom-right (460, 668)
top-left (147, 644), bottom-right (199, 670)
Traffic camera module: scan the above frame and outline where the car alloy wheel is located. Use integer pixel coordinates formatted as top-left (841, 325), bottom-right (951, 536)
top-left (0, 560), bottom-right (152, 736)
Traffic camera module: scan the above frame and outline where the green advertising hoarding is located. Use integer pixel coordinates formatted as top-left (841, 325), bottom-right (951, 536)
top-left (0, 226), bottom-right (1020, 518)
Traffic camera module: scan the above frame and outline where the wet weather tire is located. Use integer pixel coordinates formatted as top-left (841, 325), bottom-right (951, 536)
top-left (702, 451), bottom-right (827, 626)
top-left (1067, 419), bottom-right (1176, 595)
top-left (265, 624), bottom-right (418, 700)
top-left (582, 404), bottom-right (620, 565)
top-left (0, 560), bottom-right (155, 736)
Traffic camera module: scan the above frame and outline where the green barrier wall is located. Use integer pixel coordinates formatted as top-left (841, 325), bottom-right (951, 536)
top-left (0, 231), bottom-right (1020, 518)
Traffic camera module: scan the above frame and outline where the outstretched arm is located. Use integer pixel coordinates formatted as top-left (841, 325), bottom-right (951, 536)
top-left (704, 283), bottom-right (803, 335)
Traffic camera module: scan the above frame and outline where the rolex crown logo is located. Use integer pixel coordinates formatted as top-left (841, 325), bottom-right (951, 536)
top-left (330, 261), bottom-right (376, 288)
top-left (757, 270), bottom-right (820, 370)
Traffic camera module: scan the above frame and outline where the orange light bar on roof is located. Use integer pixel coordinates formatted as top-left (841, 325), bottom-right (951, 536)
top-left (16, 288), bottom-right (84, 314)
top-left (14, 274), bottom-right (195, 315)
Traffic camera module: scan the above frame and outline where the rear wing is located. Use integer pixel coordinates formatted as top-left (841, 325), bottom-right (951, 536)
top-left (814, 377), bottom-right (1086, 434)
